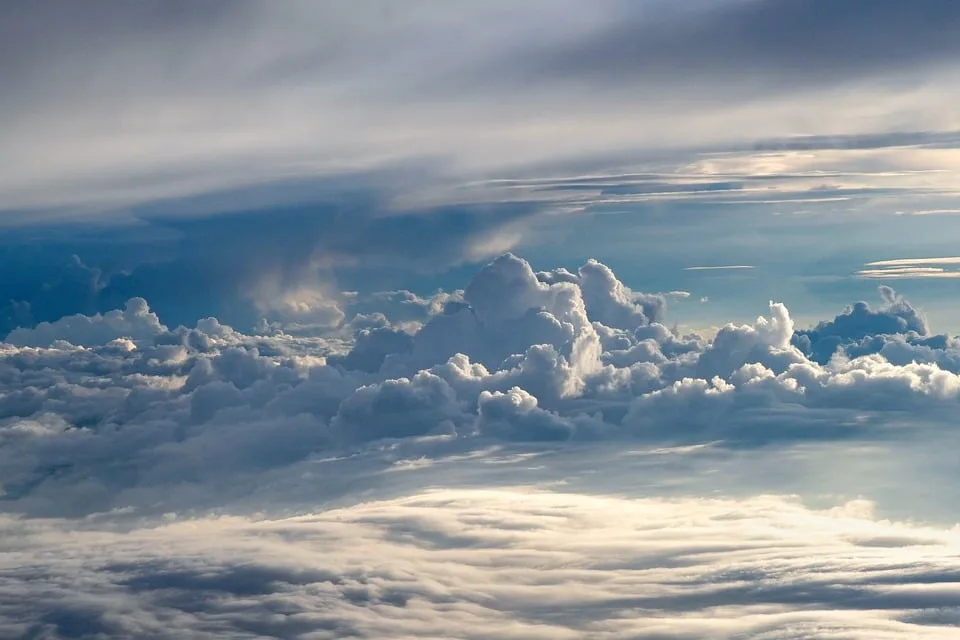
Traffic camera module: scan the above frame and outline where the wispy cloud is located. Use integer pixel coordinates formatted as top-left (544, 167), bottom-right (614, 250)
top-left (896, 209), bottom-right (960, 216)
top-left (1, 1), bottom-right (959, 332)
top-left (2, 1), bottom-right (960, 215)
top-left (684, 265), bottom-right (755, 271)
top-left (866, 257), bottom-right (960, 267)
top-left (857, 267), bottom-right (960, 279)
top-left (858, 257), bottom-right (960, 279)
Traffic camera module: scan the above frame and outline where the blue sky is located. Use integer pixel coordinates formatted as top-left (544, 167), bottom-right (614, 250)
top-left (5, 2), bottom-right (960, 638)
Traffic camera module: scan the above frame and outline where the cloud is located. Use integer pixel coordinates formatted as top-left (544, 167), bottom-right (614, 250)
top-left (3, 0), bottom-right (960, 221)
top-left (0, 196), bottom-right (546, 335)
top-left (684, 265), bottom-right (755, 271)
top-left (898, 209), bottom-right (960, 216)
top-left (857, 267), bottom-right (960, 280)
top-left (858, 257), bottom-right (960, 280)
top-left (5, 297), bottom-right (165, 347)
top-left (794, 286), bottom-right (928, 363)
top-left (3, 487), bottom-right (960, 638)
top-left (476, 387), bottom-right (588, 441)
top-left (332, 372), bottom-right (467, 443)
top-left (384, 254), bottom-right (606, 388)
top-left (248, 278), bottom-right (347, 334)
top-left (512, 0), bottom-right (960, 92)
top-left (5, 253), bottom-right (960, 634)
top-left (866, 257), bottom-right (960, 268)
top-left (5, 253), bottom-right (960, 519)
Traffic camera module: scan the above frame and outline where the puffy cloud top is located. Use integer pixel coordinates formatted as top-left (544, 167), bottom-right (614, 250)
top-left (5, 298), bottom-right (165, 348)
top-left (0, 254), bottom-right (959, 518)
top-left (794, 286), bottom-right (928, 363)
top-left (3, 252), bottom-right (960, 638)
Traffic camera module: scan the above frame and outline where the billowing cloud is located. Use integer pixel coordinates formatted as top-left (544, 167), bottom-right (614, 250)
top-left (3, 253), bottom-right (960, 517)
top-left (794, 286), bottom-right (929, 363)
top-left (5, 297), bottom-right (165, 348)
top-left (3, 253), bottom-right (960, 634)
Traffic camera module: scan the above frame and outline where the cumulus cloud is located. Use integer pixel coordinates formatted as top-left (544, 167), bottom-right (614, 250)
top-left (3, 253), bottom-right (960, 634)
top-left (794, 286), bottom-right (929, 363)
top-left (386, 254), bottom-right (605, 387)
top-left (5, 297), bottom-right (165, 347)
top-left (476, 387), bottom-right (586, 442)
top-left (3, 253), bottom-right (960, 518)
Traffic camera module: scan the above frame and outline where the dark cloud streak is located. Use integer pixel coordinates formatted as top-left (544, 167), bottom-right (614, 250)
top-left (512, 0), bottom-right (960, 93)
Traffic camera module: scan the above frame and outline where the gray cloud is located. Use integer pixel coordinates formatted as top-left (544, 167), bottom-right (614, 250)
top-left (514, 0), bottom-right (960, 92)
top-left (794, 286), bottom-right (930, 363)
top-left (3, 0), bottom-right (960, 218)
top-left (0, 188), bottom-right (542, 334)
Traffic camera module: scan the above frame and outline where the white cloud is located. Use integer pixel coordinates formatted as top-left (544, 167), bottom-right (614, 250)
top-left (1, 254), bottom-right (959, 518)
top-left (2, 487), bottom-right (960, 639)
top-left (898, 209), bottom-right (960, 216)
top-left (858, 257), bottom-right (960, 280)
top-left (5, 298), bottom-right (165, 347)
top-left (4, 253), bottom-right (960, 633)
top-left (866, 257), bottom-right (960, 268)
top-left (684, 265), bottom-right (756, 271)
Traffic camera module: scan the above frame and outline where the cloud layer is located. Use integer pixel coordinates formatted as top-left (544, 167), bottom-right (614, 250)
top-left (4, 0), bottom-right (960, 215)
top-left (4, 488), bottom-right (960, 639)
top-left (1, 253), bottom-right (960, 636)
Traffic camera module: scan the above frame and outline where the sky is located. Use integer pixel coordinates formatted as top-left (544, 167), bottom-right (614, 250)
top-left (5, 1), bottom-right (960, 638)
